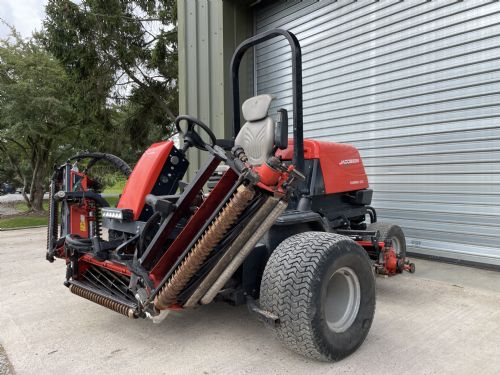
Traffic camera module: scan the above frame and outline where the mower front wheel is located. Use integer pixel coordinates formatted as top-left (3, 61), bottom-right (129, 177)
top-left (368, 222), bottom-right (406, 259)
top-left (260, 232), bottom-right (376, 361)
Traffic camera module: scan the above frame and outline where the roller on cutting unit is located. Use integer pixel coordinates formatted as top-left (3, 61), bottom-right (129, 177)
top-left (45, 29), bottom-right (414, 362)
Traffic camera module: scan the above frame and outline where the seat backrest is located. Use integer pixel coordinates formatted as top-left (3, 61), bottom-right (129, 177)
top-left (234, 94), bottom-right (275, 165)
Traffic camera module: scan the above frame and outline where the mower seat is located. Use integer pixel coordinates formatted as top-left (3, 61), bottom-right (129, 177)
top-left (234, 94), bottom-right (275, 165)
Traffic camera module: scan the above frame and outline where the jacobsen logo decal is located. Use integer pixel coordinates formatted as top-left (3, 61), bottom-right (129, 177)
top-left (339, 158), bottom-right (360, 166)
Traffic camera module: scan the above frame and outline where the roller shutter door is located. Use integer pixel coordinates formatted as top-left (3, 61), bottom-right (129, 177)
top-left (254, 0), bottom-right (500, 266)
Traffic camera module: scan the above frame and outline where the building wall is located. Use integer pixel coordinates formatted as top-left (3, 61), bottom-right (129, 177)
top-left (177, 0), bottom-right (253, 179)
top-left (254, 0), bottom-right (500, 265)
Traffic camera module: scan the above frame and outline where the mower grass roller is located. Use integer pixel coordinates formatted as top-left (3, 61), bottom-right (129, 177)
top-left (45, 29), bottom-right (415, 362)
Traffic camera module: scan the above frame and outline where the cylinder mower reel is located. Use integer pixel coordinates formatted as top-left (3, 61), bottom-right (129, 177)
top-left (45, 29), bottom-right (414, 362)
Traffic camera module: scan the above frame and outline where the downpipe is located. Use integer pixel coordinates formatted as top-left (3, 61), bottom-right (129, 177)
top-left (200, 199), bottom-right (288, 305)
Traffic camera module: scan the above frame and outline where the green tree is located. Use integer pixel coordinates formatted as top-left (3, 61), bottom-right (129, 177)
top-left (43, 0), bottom-right (178, 149)
top-left (0, 28), bottom-right (78, 211)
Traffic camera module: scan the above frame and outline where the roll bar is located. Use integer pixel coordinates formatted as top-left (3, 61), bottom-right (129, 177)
top-left (230, 29), bottom-right (304, 173)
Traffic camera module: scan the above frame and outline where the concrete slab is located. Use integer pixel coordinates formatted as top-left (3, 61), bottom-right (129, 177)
top-left (1, 228), bottom-right (500, 375)
top-left (0, 345), bottom-right (14, 375)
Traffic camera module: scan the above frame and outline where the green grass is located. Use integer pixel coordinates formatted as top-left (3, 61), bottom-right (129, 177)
top-left (0, 216), bottom-right (48, 229)
top-left (14, 200), bottom-right (49, 213)
top-left (12, 196), bottom-right (119, 211)
top-left (106, 195), bottom-right (120, 207)
top-left (103, 178), bottom-right (127, 194)
top-left (102, 178), bottom-right (124, 207)
top-left (1, 184), bottom-right (121, 230)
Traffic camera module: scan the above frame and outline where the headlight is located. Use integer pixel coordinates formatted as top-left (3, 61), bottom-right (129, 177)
top-left (101, 208), bottom-right (133, 221)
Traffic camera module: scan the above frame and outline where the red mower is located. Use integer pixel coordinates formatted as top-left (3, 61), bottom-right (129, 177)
top-left (46, 29), bottom-right (414, 361)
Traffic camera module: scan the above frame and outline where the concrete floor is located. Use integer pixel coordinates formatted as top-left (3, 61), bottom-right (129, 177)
top-left (0, 345), bottom-right (13, 375)
top-left (1, 228), bottom-right (500, 375)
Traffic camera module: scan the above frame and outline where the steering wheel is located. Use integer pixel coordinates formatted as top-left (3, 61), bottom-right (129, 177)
top-left (175, 115), bottom-right (217, 151)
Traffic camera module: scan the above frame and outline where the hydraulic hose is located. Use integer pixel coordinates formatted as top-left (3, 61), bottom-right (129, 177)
top-left (67, 152), bottom-right (132, 177)
top-left (64, 235), bottom-right (93, 251)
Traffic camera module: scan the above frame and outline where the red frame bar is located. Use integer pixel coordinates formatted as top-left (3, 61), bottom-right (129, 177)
top-left (356, 240), bottom-right (386, 249)
top-left (78, 253), bottom-right (132, 277)
top-left (149, 168), bottom-right (239, 285)
top-left (140, 156), bottom-right (221, 267)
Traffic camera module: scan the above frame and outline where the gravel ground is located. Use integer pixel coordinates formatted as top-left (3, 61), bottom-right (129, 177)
top-left (0, 194), bottom-right (30, 217)
top-left (1, 228), bottom-right (500, 375)
top-left (0, 194), bottom-right (27, 204)
top-left (0, 194), bottom-right (49, 204)
top-left (0, 205), bottom-right (19, 217)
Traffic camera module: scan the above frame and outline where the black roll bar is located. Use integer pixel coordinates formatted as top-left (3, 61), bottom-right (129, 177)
top-left (230, 29), bottom-right (304, 173)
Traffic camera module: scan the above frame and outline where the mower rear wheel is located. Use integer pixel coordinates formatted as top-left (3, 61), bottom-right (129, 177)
top-left (260, 232), bottom-right (375, 361)
top-left (368, 222), bottom-right (406, 259)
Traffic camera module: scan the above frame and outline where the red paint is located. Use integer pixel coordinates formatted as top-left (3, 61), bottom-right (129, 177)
top-left (384, 247), bottom-right (399, 274)
top-left (149, 167), bottom-right (238, 284)
top-left (55, 245), bottom-right (65, 258)
top-left (69, 170), bottom-right (90, 237)
top-left (276, 139), bottom-right (369, 194)
top-left (78, 253), bottom-right (132, 277)
top-left (166, 304), bottom-right (183, 311)
top-left (254, 163), bottom-right (281, 186)
top-left (141, 157), bottom-right (220, 269)
top-left (254, 165), bottom-right (293, 197)
top-left (357, 240), bottom-right (401, 275)
top-left (69, 205), bottom-right (89, 237)
top-left (118, 141), bottom-right (174, 219)
top-left (276, 139), bottom-right (321, 160)
top-left (356, 240), bottom-right (385, 248)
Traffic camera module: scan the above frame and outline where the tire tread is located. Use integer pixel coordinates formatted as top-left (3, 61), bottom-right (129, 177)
top-left (260, 232), bottom-right (373, 361)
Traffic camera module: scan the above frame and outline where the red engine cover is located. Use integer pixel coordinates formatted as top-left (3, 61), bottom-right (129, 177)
top-left (276, 139), bottom-right (369, 194)
top-left (118, 141), bottom-right (174, 219)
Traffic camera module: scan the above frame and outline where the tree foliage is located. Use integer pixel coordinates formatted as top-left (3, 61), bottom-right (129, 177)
top-left (0, 1), bottom-right (179, 212)
top-left (0, 29), bottom-right (78, 210)
top-left (43, 0), bottom-right (178, 148)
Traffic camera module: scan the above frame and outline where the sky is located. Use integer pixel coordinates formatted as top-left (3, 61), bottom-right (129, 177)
top-left (0, 0), bottom-right (47, 39)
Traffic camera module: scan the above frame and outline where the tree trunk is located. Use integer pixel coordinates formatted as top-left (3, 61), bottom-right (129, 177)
top-left (28, 146), bottom-right (47, 212)
top-left (29, 173), bottom-right (46, 212)
top-left (20, 178), bottom-right (31, 210)
top-left (30, 186), bottom-right (45, 212)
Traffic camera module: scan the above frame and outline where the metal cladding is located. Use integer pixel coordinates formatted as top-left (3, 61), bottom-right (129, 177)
top-left (254, 1), bottom-right (500, 265)
top-left (69, 284), bottom-right (136, 319)
top-left (154, 184), bottom-right (255, 310)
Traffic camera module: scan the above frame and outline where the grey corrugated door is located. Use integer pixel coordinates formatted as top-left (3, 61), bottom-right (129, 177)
top-left (254, 0), bottom-right (500, 265)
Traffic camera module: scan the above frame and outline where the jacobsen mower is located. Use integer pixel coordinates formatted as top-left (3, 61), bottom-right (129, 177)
top-left (46, 29), bottom-right (414, 361)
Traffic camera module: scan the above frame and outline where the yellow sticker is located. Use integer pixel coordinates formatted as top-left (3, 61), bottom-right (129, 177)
top-left (80, 214), bottom-right (86, 232)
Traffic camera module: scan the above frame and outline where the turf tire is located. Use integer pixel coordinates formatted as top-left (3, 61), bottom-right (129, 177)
top-left (367, 222), bottom-right (406, 258)
top-left (260, 232), bottom-right (376, 361)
